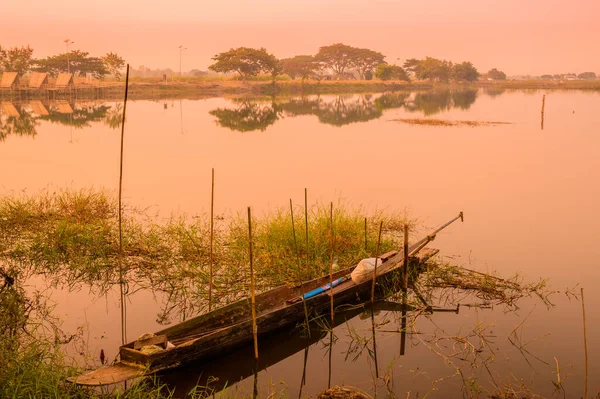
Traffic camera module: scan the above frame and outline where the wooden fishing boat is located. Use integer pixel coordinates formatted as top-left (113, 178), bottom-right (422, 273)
top-left (69, 213), bottom-right (463, 386)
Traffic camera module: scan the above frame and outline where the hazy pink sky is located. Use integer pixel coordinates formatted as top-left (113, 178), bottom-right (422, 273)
top-left (2, 0), bottom-right (599, 76)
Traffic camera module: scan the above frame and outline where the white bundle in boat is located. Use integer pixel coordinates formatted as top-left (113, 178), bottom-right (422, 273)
top-left (350, 258), bottom-right (383, 284)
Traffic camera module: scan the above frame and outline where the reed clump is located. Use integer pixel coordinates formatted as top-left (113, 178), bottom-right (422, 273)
top-left (418, 262), bottom-right (554, 308)
top-left (0, 189), bottom-right (413, 318)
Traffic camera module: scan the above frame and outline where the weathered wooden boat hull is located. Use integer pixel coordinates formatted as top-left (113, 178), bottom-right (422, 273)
top-left (158, 300), bottom-right (421, 395)
top-left (69, 247), bottom-right (437, 386)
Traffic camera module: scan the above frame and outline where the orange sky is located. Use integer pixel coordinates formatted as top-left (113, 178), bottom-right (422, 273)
top-left (2, 0), bottom-right (599, 76)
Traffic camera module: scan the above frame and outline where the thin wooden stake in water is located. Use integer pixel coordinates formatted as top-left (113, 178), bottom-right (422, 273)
top-left (541, 94), bottom-right (546, 130)
top-left (292, 198), bottom-right (310, 338)
top-left (118, 64), bottom-right (130, 346)
top-left (329, 202), bottom-right (334, 325)
top-left (581, 288), bottom-right (588, 399)
top-left (248, 207), bottom-right (259, 361)
top-left (209, 168), bottom-right (215, 312)
top-left (290, 199), bottom-right (300, 269)
top-left (403, 224), bottom-right (409, 291)
top-left (371, 221), bottom-right (383, 304)
top-left (364, 217), bottom-right (367, 251)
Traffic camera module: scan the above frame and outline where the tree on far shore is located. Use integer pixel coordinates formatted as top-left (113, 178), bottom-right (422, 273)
top-left (453, 61), bottom-right (479, 82)
top-left (208, 47), bottom-right (278, 80)
top-left (0, 45), bottom-right (34, 74)
top-left (280, 55), bottom-right (320, 82)
top-left (404, 57), bottom-right (453, 82)
top-left (352, 48), bottom-right (386, 80)
top-left (577, 72), bottom-right (596, 80)
top-left (374, 64), bottom-right (410, 81)
top-left (314, 43), bottom-right (357, 79)
top-left (34, 51), bottom-right (108, 79)
top-left (102, 52), bottom-right (125, 80)
top-left (486, 68), bottom-right (507, 80)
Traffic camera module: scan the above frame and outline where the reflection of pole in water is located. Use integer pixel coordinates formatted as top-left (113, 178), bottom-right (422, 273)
top-left (400, 293), bottom-right (407, 356)
top-left (69, 113), bottom-right (73, 143)
top-left (298, 346), bottom-right (309, 399)
top-left (180, 99), bottom-right (183, 133)
top-left (541, 94), bottom-right (546, 130)
top-left (328, 330), bottom-right (333, 388)
top-left (252, 358), bottom-right (259, 399)
top-left (371, 304), bottom-right (379, 379)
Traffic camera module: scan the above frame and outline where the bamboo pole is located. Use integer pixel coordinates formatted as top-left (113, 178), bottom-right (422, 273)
top-left (118, 64), bottom-right (130, 346)
top-left (248, 207), bottom-right (258, 361)
top-left (364, 217), bottom-right (367, 251)
top-left (291, 198), bottom-right (310, 338)
top-left (403, 224), bottom-right (409, 291)
top-left (209, 168), bottom-right (214, 312)
top-left (371, 221), bottom-right (383, 304)
top-left (329, 202), bottom-right (334, 325)
top-left (290, 199), bottom-right (300, 269)
top-left (581, 288), bottom-right (588, 399)
top-left (304, 188), bottom-right (310, 273)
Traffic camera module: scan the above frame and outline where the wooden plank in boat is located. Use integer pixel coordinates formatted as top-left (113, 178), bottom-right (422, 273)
top-left (66, 362), bottom-right (145, 386)
top-left (380, 250), bottom-right (398, 261)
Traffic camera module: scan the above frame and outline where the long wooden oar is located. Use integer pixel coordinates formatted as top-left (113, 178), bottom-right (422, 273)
top-left (407, 212), bottom-right (463, 257)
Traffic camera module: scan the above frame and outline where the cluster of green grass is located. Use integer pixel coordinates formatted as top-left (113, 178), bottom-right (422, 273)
top-left (0, 189), bottom-right (412, 317)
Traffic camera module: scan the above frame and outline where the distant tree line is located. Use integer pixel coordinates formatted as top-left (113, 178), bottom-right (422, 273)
top-left (208, 43), bottom-right (511, 84)
top-left (540, 72), bottom-right (596, 80)
top-left (5, 41), bottom-right (597, 84)
top-left (0, 45), bottom-right (125, 79)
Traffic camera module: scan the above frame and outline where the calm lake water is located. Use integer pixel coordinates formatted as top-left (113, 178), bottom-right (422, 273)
top-left (1, 89), bottom-right (599, 397)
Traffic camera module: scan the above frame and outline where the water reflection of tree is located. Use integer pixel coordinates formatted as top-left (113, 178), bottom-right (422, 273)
top-left (452, 90), bottom-right (478, 110)
top-left (212, 93), bottom-right (412, 132)
top-left (314, 95), bottom-right (384, 126)
top-left (483, 87), bottom-right (506, 98)
top-left (374, 92), bottom-right (411, 111)
top-left (404, 89), bottom-right (478, 116)
top-left (209, 99), bottom-right (281, 132)
top-left (278, 97), bottom-right (323, 117)
top-left (211, 90), bottom-right (479, 131)
top-left (104, 103), bottom-right (123, 129)
top-left (0, 110), bottom-right (39, 141)
top-left (39, 104), bottom-right (113, 129)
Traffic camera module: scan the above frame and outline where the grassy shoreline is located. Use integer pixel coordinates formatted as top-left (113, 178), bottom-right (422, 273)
top-left (3, 78), bottom-right (600, 101)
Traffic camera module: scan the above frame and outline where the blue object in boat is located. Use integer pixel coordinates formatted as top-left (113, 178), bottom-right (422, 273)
top-left (302, 277), bottom-right (346, 300)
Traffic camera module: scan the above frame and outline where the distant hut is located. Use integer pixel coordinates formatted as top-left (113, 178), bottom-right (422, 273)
top-left (55, 73), bottom-right (74, 88)
top-left (29, 72), bottom-right (49, 89)
top-left (0, 72), bottom-right (20, 89)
